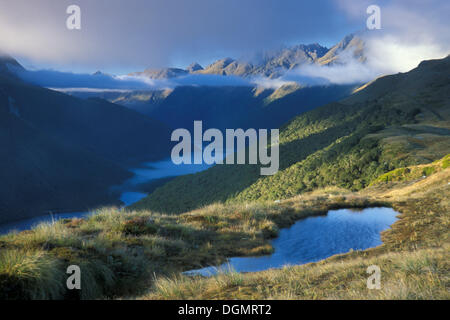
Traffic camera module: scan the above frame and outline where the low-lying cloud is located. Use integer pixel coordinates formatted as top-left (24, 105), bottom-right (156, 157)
top-left (14, 68), bottom-right (151, 90)
top-left (261, 32), bottom-right (449, 87)
top-left (258, 0), bottom-right (450, 87)
top-left (12, 66), bottom-right (255, 91)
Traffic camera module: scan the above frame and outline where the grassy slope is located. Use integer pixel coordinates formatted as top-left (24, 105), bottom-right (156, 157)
top-left (0, 156), bottom-right (448, 299)
top-left (144, 156), bottom-right (450, 300)
top-left (131, 56), bottom-right (450, 214)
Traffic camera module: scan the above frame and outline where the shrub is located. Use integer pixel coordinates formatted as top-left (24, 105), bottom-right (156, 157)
top-left (442, 154), bottom-right (450, 169)
top-left (120, 217), bottom-right (158, 236)
top-left (422, 166), bottom-right (435, 177)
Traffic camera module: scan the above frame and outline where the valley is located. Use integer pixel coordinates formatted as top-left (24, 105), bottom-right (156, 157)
top-left (0, 56), bottom-right (173, 225)
top-left (0, 54), bottom-right (448, 300)
top-left (0, 158), bottom-right (210, 234)
top-left (1, 0), bottom-right (449, 305)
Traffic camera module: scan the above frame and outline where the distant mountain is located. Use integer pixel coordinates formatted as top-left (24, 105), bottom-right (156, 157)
top-left (92, 70), bottom-right (112, 77)
top-left (129, 67), bottom-right (188, 79)
top-left (0, 54), bottom-right (25, 74)
top-left (0, 56), bottom-right (173, 223)
top-left (194, 43), bottom-right (329, 78)
top-left (130, 43), bottom-right (329, 79)
top-left (186, 62), bottom-right (204, 73)
top-left (195, 57), bottom-right (247, 76)
top-left (317, 33), bottom-right (365, 65)
top-left (128, 34), bottom-right (365, 80)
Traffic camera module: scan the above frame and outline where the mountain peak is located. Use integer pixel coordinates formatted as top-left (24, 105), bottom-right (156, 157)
top-left (187, 62), bottom-right (203, 73)
top-left (317, 33), bottom-right (365, 65)
top-left (130, 67), bottom-right (188, 79)
top-left (0, 53), bottom-right (24, 75)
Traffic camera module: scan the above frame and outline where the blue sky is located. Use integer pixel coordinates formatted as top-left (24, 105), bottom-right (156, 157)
top-left (0, 0), bottom-right (448, 75)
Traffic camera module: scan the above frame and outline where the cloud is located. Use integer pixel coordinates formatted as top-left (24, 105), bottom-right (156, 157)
top-left (12, 67), bottom-right (153, 90)
top-left (282, 63), bottom-right (374, 86)
top-left (336, 0), bottom-right (450, 70)
top-left (0, 0), bottom-right (357, 72)
top-left (250, 77), bottom-right (293, 89)
top-left (171, 74), bottom-right (251, 87)
top-left (277, 35), bottom-right (449, 86)
top-left (267, 0), bottom-right (450, 86)
top-left (363, 33), bottom-right (448, 74)
top-left (11, 65), bottom-right (255, 90)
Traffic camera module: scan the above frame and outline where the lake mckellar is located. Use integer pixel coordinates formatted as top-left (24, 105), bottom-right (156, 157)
top-left (0, 159), bottom-right (211, 234)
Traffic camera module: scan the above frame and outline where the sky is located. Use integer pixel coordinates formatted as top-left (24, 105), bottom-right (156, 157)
top-left (0, 0), bottom-right (368, 73)
top-left (0, 0), bottom-right (449, 84)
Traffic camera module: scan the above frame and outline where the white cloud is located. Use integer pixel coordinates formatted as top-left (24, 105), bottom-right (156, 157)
top-left (273, 0), bottom-right (450, 86)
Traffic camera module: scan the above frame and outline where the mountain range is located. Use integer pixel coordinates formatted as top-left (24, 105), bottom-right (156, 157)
top-left (130, 33), bottom-right (365, 80)
top-left (69, 33), bottom-right (365, 128)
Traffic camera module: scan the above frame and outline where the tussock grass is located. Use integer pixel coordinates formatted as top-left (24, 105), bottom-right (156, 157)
top-left (142, 162), bottom-right (449, 300)
top-left (0, 201), bottom-right (298, 299)
top-left (0, 193), bottom-right (391, 299)
top-left (1, 161), bottom-right (448, 299)
top-left (144, 246), bottom-right (449, 300)
top-left (0, 249), bottom-right (64, 300)
top-left (142, 161), bottom-right (450, 299)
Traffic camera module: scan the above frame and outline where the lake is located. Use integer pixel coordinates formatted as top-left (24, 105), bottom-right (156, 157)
top-left (184, 207), bottom-right (399, 276)
top-left (0, 159), bottom-right (211, 234)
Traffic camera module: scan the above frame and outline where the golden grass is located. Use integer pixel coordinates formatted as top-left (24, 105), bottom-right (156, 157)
top-left (141, 164), bottom-right (449, 300)
top-left (144, 245), bottom-right (449, 300)
top-left (1, 162), bottom-right (448, 299)
top-left (0, 249), bottom-right (64, 299)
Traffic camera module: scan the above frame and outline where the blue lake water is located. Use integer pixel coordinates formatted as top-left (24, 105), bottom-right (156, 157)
top-left (185, 207), bottom-right (399, 276)
top-left (0, 159), bottom-right (211, 235)
top-left (125, 159), bottom-right (211, 185)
